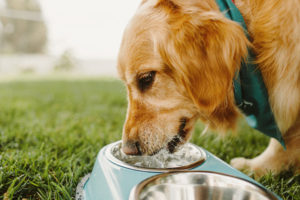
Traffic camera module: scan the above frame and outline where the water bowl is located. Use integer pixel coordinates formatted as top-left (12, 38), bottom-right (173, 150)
top-left (107, 141), bottom-right (206, 171)
top-left (76, 141), bottom-right (282, 200)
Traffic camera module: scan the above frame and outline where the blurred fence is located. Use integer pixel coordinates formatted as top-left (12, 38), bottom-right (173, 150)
top-left (0, 54), bottom-right (118, 77)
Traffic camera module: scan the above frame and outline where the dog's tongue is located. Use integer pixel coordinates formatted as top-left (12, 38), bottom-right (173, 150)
top-left (112, 143), bottom-right (204, 168)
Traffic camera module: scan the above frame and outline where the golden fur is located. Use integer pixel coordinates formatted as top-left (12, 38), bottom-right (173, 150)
top-left (117, 0), bottom-right (300, 176)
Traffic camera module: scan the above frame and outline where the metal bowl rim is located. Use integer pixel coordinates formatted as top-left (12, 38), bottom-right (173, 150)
top-left (105, 141), bottom-right (207, 172)
top-left (129, 170), bottom-right (278, 200)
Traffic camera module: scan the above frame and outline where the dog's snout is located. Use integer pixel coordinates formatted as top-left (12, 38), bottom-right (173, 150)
top-left (122, 140), bottom-right (142, 155)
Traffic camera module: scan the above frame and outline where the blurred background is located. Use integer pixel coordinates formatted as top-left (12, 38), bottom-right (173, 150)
top-left (0, 0), bottom-right (140, 80)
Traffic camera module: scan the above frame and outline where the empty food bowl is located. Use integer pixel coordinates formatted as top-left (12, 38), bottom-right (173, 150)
top-left (129, 171), bottom-right (278, 200)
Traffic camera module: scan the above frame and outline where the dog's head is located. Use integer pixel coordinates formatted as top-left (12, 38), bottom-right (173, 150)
top-left (118, 0), bottom-right (249, 155)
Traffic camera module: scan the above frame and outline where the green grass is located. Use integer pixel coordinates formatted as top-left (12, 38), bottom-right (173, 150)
top-left (0, 80), bottom-right (299, 199)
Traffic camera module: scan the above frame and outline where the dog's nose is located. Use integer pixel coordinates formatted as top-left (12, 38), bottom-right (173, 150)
top-left (122, 140), bottom-right (142, 155)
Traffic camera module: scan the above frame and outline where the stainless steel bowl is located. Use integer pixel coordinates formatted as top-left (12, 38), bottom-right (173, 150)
top-left (129, 171), bottom-right (278, 200)
top-left (105, 141), bottom-right (206, 172)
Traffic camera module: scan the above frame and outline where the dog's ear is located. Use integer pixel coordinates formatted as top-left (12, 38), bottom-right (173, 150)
top-left (158, 11), bottom-right (249, 114)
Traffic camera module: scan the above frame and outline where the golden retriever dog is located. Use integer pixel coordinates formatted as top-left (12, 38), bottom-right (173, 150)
top-left (117, 0), bottom-right (300, 176)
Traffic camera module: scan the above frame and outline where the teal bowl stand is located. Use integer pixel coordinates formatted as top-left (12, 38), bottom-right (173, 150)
top-left (76, 141), bottom-right (282, 200)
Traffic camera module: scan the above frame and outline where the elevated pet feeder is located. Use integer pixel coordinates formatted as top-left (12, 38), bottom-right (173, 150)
top-left (76, 141), bottom-right (282, 200)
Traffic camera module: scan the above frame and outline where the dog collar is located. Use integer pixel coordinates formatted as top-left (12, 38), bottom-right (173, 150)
top-left (215, 0), bottom-right (286, 148)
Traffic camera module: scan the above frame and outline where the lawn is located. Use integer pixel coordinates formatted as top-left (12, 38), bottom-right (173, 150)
top-left (0, 79), bottom-right (299, 199)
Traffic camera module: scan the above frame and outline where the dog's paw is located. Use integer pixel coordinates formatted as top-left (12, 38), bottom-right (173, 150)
top-left (230, 157), bottom-right (271, 178)
top-left (230, 157), bottom-right (250, 171)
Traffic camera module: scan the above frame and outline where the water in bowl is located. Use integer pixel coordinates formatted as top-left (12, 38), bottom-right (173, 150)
top-left (111, 143), bottom-right (205, 169)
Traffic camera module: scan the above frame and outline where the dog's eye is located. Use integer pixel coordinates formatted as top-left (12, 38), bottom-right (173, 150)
top-left (138, 71), bottom-right (156, 92)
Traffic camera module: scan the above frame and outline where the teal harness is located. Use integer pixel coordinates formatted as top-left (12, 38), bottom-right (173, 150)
top-left (216, 0), bottom-right (286, 148)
